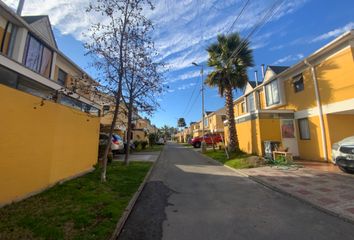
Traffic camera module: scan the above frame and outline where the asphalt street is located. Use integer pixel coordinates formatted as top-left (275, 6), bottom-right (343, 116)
top-left (118, 143), bottom-right (354, 240)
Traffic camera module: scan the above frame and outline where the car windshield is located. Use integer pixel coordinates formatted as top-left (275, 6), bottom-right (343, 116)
top-left (112, 134), bottom-right (122, 141)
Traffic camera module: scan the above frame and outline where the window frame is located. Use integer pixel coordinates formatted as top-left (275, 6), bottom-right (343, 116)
top-left (57, 68), bottom-right (67, 86)
top-left (23, 34), bottom-right (53, 78)
top-left (293, 73), bottom-right (304, 93)
top-left (241, 102), bottom-right (246, 113)
top-left (298, 118), bottom-right (311, 140)
top-left (265, 80), bottom-right (280, 107)
top-left (247, 93), bottom-right (255, 112)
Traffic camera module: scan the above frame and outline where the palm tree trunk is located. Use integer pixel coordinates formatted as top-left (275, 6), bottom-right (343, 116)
top-left (225, 86), bottom-right (239, 152)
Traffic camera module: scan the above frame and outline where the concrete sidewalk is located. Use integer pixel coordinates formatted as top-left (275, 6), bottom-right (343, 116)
top-left (113, 152), bottom-right (160, 162)
top-left (240, 165), bottom-right (354, 223)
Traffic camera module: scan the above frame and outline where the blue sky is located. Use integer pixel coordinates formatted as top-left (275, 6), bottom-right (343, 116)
top-left (4, 0), bottom-right (354, 127)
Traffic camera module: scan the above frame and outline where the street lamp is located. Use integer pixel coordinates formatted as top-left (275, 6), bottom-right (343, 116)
top-left (192, 62), bottom-right (206, 153)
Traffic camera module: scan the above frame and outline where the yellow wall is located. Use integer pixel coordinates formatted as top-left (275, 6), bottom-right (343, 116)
top-left (282, 69), bottom-right (317, 111)
top-left (316, 47), bottom-right (354, 105)
top-left (325, 114), bottom-right (354, 161)
top-left (132, 130), bottom-right (147, 141)
top-left (235, 120), bottom-right (261, 155)
top-left (296, 116), bottom-right (324, 161)
top-left (258, 118), bottom-right (282, 154)
top-left (207, 114), bottom-right (224, 133)
top-left (281, 47), bottom-right (353, 112)
top-left (258, 90), bottom-right (265, 109)
top-left (0, 85), bottom-right (100, 205)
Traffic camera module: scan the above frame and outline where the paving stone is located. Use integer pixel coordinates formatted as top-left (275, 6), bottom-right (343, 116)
top-left (296, 189), bottom-right (312, 195)
top-left (316, 198), bottom-right (338, 205)
top-left (345, 208), bottom-right (354, 215)
top-left (316, 188), bottom-right (332, 192)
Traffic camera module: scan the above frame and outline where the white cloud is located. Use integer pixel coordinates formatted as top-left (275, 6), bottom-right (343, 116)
top-left (3, 0), bottom-right (308, 85)
top-left (312, 22), bottom-right (354, 42)
top-left (273, 53), bottom-right (304, 65)
top-left (178, 82), bottom-right (196, 91)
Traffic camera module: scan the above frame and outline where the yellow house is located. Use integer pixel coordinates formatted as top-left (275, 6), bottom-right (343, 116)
top-left (131, 118), bottom-right (156, 142)
top-left (224, 30), bottom-right (354, 162)
top-left (100, 98), bottom-right (129, 138)
top-left (191, 121), bottom-right (202, 138)
top-left (182, 127), bottom-right (191, 143)
top-left (205, 108), bottom-right (226, 137)
top-left (176, 127), bottom-right (191, 143)
top-left (0, 3), bottom-right (101, 206)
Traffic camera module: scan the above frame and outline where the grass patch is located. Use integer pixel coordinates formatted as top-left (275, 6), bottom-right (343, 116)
top-left (135, 144), bottom-right (164, 152)
top-left (0, 162), bottom-right (152, 240)
top-left (204, 149), bottom-right (255, 169)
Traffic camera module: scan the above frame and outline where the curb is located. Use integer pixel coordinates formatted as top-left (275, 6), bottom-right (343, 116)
top-left (196, 150), bottom-right (354, 225)
top-left (110, 148), bottom-right (164, 240)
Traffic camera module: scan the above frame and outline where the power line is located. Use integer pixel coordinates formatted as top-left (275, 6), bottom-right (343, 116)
top-left (185, 89), bottom-right (202, 118)
top-left (225, 0), bottom-right (284, 67)
top-left (226, 0), bottom-right (250, 34)
top-left (182, 76), bottom-right (200, 116)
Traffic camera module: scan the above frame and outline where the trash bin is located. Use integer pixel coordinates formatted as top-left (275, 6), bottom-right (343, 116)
top-left (264, 140), bottom-right (281, 160)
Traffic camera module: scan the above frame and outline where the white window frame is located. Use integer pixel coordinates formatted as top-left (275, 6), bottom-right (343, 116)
top-left (247, 93), bottom-right (255, 112)
top-left (298, 118), bottom-right (310, 140)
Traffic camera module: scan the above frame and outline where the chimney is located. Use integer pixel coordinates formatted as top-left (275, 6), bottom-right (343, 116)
top-left (261, 64), bottom-right (265, 79)
top-left (254, 70), bottom-right (259, 86)
top-left (17, 0), bottom-right (25, 15)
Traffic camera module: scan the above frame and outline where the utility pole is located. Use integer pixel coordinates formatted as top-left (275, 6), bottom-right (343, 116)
top-left (17, 0), bottom-right (25, 15)
top-left (192, 62), bottom-right (206, 153)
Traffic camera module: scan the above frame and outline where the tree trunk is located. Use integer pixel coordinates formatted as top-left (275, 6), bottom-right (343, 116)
top-left (124, 99), bottom-right (134, 166)
top-left (101, 0), bottom-right (130, 182)
top-left (101, 91), bottom-right (121, 182)
top-left (225, 86), bottom-right (239, 152)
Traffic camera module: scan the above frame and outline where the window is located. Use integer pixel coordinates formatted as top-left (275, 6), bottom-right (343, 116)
top-left (204, 118), bottom-right (208, 127)
top-left (60, 95), bottom-right (82, 111)
top-left (298, 118), bottom-right (310, 140)
top-left (247, 93), bottom-right (255, 112)
top-left (0, 65), bottom-right (18, 88)
top-left (58, 68), bottom-right (67, 86)
top-left (1, 22), bottom-right (18, 58)
top-left (23, 34), bottom-right (53, 78)
top-left (241, 102), bottom-right (246, 113)
top-left (0, 65), bottom-right (55, 99)
top-left (103, 105), bottom-right (110, 115)
top-left (293, 74), bottom-right (304, 93)
top-left (265, 80), bottom-right (280, 106)
top-left (17, 75), bottom-right (55, 100)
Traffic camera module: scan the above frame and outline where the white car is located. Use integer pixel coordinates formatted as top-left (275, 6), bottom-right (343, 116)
top-left (332, 136), bottom-right (354, 173)
top-left (99, 133), bottom-right (124, 154)
top-left (157, 138), bottom-right (165, 145)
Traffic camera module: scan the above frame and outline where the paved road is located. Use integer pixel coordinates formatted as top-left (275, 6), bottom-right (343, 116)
top-left (118, 143), bottom-right (354, 240)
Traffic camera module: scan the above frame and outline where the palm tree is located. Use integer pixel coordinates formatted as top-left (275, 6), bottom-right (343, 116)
top-left (205, 33), bottom-right (254, 152)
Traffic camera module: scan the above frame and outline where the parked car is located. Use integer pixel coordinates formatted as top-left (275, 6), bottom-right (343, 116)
top-left (191, 134), bottom-right (222, 148)
top-left (332, 136), bottom-right (354, 173)
top-left (99, 133), bottom-right (124, 155)
top-left (124, 141), bottom-right (136, 153)
top-left (157, 138), bottom-right (165, 145)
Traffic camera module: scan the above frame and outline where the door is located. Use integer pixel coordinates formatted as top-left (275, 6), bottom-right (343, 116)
top-left (280, 119), bottom-right (299, 157)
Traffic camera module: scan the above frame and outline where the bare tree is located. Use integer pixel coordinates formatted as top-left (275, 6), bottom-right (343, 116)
top-left (85, 0), bottom-right (154, 182)
top-left (122, 34), bottom-right (164, 165)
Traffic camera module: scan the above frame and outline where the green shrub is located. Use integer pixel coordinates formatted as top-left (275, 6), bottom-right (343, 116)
top-left (148, 133), bottom-right (157, 147)
top-left (141, 141), bottom-right (148, 150)
top-left (133, 140), bottom-right (141, 150)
